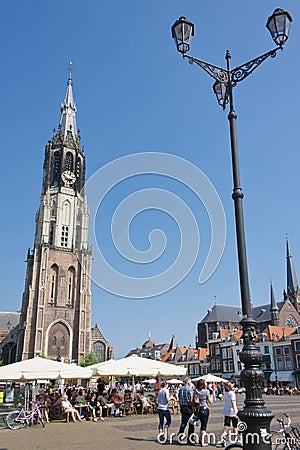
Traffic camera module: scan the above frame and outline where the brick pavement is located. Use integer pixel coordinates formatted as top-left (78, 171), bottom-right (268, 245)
top-left (0, 396), bottom-right (299, 450)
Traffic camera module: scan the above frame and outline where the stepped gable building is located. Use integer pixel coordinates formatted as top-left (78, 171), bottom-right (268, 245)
top-left (0, 73), bottom-right (112, 365)
top-left (196, 238), bottom-right (300, 348)
top-left (126, 337), bottom-right (169, 360)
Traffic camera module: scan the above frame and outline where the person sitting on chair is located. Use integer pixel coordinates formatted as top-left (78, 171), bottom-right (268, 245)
top-left (88, 392), bottom-right (104, 422)
top-left (110, 389), bottom-right (123, 417)
top-left (61, 395), bottom-right (83, 422)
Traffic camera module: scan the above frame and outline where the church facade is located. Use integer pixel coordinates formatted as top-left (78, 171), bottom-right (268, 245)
top-left (0, 73), bottom-right (112, 365)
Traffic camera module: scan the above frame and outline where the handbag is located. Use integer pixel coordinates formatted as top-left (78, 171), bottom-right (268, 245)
top-left (192, 392), bottom-right (200, 408)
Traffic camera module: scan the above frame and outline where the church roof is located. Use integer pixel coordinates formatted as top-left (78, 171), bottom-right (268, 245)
top-left (200, 304), bottom-right (243, 323)
top-left (201, 302), bottom-right (285, 324)
top-left (0, 312), bottom-right (20, 332)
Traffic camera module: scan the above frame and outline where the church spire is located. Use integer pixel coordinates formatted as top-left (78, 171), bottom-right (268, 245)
top-left (59, 62), bottom-right (77, 139)
top-left (270, 280), bottom-right (279, 311)
top-left (286, 235), bottom-right (298, 295)
top-left (270, 278), bottom-right (279, 326)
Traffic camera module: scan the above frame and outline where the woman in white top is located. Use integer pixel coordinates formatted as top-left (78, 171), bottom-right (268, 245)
top-left (157, 382), bottom-right (171, 440)
top-left (220, 382), bottom-right (238, 446)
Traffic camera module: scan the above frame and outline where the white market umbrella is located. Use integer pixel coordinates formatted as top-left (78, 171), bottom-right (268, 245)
top-left (167, 378), bottom-right (183, 384)
top-left (86, 359), bottom-right (115, 371)
top-left (193, 373), bottom-right (227, 383)
top-left (142, 378), bottom-right (157, 384)
top-left (0, 357), bottom-right (93, 381)
top-left (92, 355), bottom-right (187, 377)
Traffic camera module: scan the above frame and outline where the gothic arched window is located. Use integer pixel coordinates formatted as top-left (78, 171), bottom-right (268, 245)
top-left (65, 152), bottom-right (73, 171)
top-left (76, 157), bottom-right (81, 180)
top-left (67, 266), bottom-right (75, 305)
top-left (50, 264), bottom-right (58, 305)
top-left (93, 341), bottom-right (105, 361)
top-left (53, 151), bottom-right (61, 186)
top-left (52, 336), bottom-right (57, 346)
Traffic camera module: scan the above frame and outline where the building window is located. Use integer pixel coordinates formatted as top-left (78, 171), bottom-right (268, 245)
top-left (50, 264), bottom-right (58, 305)
top-left (76, 158), bottom-right (81, 180)
top-left (53, 151), bottom-right (61, 186)
top-left (294, 341), bottom-right (300, 352)
top-left (215, 344), bottom-right (220, 356)
top-left (194, 365), bottom-right (199, 375)
top-left (93, 341), bottom-right (105, 361)
top-left (227, 347), bottom-right (233, 358)
top-left (49, 224), bottom-right (54, 245)
top-left (283, 347), bottom-right (290, 355)
top-left (61, 226), bottom-right (69, 247)
top-left (264, 345), bottom-right (270, 354)
top-left (296, 354), bottom-right (300, 368)
top-left (276, 357), bottom-right (283, 370)
top-left (222, 348), bottom-right (227, 359)
top-left (65, 152), bottom-right (73, 171)
top-left (275, 348), bottom-right (282, 356)
top-left (52, 336), bottom-right (56, 346)
top-left (189, 365), bottom-right (194, 375)
top-left (67, 267), bottom-right (75, 305)
top-left (285, 357), bottom-right (292, 369)
top-left (229, 360), bottom-right (234, 372)
top-left (216, 360), bottom-right (221, 371)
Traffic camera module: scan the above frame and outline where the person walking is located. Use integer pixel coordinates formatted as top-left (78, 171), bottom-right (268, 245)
top-left (219, 382), bottom-right (238, 447)
top-left (193, 379), bottom-right (213, 446)
top-left (157, 381), bottom-right (171, 442)
top-left (178, 377), bottom-right (195, 444)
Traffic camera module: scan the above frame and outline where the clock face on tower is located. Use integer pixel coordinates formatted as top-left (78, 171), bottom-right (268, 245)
top-left (285, 316), bottom-right (298, 328)
top-left (61, 170), bottom-right (76, 186)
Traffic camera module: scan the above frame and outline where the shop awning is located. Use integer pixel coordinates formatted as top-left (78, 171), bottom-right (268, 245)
top-left (270, 371), bottom-right (295, 382)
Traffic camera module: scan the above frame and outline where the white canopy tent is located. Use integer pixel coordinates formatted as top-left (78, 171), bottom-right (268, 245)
top-left (0, 357), bottom-right (93, 381)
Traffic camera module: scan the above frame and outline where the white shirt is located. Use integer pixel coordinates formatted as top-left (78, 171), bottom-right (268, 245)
top-left (222, 390), bottom-right (236, 417)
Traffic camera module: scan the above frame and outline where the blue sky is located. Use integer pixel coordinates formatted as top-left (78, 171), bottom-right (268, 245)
top-left (0, 0), bottom-right (299, 358)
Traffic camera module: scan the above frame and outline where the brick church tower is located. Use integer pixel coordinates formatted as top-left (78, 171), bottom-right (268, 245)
top-left (16, 72), bottom-right (92, 364)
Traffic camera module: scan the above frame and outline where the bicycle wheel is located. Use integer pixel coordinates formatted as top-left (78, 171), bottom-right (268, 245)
top-left (6, 411), bottom-right (25, 430)
top-left (37, 413), bottom-right (45, 427)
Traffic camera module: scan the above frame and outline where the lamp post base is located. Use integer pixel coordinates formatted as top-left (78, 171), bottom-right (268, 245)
top-left (238, 318), bottom-right (274, 450)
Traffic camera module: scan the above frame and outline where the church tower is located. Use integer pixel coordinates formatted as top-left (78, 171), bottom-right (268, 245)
top-left (16, 72), bottom-right (92, 364)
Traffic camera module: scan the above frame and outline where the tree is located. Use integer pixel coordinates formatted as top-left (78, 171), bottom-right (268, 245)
top-left (81, 351), bottom-right (103, 367)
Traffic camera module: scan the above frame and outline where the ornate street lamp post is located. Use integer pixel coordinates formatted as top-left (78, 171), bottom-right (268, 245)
top-left (171, 9), bottom-right (292, 450)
